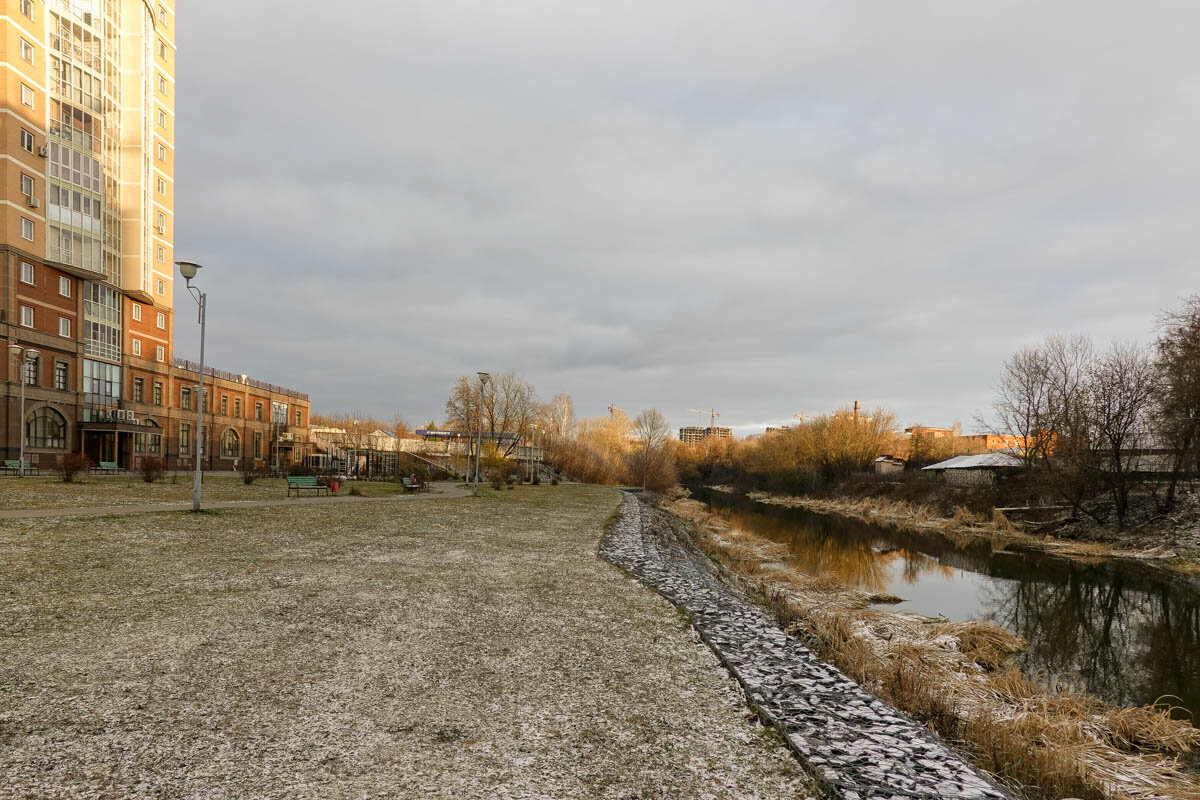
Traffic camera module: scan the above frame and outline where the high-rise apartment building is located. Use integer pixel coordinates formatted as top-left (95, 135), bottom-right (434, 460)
top-left (2, 1), bottom-right (311, 472)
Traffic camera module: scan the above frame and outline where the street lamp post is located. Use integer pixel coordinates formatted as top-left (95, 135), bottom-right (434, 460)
top-left (8, 344), bottom-right (39, 477)
top-left (473, 371), bottom-right (490, 495)
top-left (529, 424), bottom-right (538, 483)
top-left (176, 261), bottom-right (207, 512)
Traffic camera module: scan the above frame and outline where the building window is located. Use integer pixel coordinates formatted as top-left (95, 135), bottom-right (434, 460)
top-left (26, 407), bottom-right (67, 449)
top-left (20, 84), bottom-right (34, 108)
top-left (254, 431), bottom-right (263, 458)
top-left (156, 212), bottom-right (166, 232)
top-left (157, 177), bottom-right (166, 194)
top-left (132, 338), bottom-right (142, 356)
top-left (20, 218), bottom-right (34, 241)
top-left (159, 40), bottom-right (167, 59)
top-left (59, 276), bottom-right (71, 297)
top-left (180, 386), bottom-right (191, 409)
top-left (134, 377), bottom-right (145, 403)
top-left (221, 429), bottom-right (240, 458)
top-left (132, 304), bottom-right (142, 321)
top-left (158, 75), bottom-right (167, 94)
top-left (199, 425), bottom-right (207, 456)
top-left (54, 362), bottom-right (68, 391)
top-left (20, 39), bottom-right (34, 64)
top-left (156, 312), bottom-right (166, 329)
top-left (254, 402), bottom-right (263, 421)
top-left (203, 391), bottom-right (210, 413)
top-left (24, 355), bottom-right (38, 385)
top-left (156, 346), bottom-right (165, 362)
top-left (157, 109), bottom-right (167, 128)
top-left (220, 395), bottom-right (228, 415)
top-left (234, 398), bottom-right (242, 417)
top-left (157, 279), bottom-right (165, 295)
top-left (295, 410), bottom-right (302, 427)
top-left (156, 245), bottom-right (165, 262)
top-left (158, 4), bottom-right (167, 22)
top-left (157, 144), bottom-right (166, 161)
top-left (20, 0), bottom-right (33, 20)
top-left (179, 422), bottom-right (190, 455)
top-left (20, 262), bottom-right (34, 284)
top-left (20, 305), bottom-right (33, 327)
top-left (20, 130), bottom-right (34, 152)
top-left (58, 317), bottom-right (70, 338)
top-left (153, 382), bottom-right (163, 405)
top-left (20, 173), bottom-right (34, 197)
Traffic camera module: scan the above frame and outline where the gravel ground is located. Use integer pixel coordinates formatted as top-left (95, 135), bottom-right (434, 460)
top-left (0, 476), bottom-right (408, 509)
top-left (0, 485), bottom-right (816, 799)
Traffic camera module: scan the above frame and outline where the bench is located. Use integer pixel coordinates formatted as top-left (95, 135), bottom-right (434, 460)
top-left (401, 477), bottom-right (425, 493)
top-left (287, 476), bottom-right (329, 497)
top-left (2, 459), bottom-right (38, 475)
top-left (90, 461), bottom-right (124, 474)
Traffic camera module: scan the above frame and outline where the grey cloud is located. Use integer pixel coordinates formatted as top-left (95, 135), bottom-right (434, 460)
top-left (174, 1), bottom-right (1200, 434)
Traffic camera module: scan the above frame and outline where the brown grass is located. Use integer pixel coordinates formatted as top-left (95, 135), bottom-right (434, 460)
top-left (667, 496), bottom-right (1200, 800)
top-left (931, 621), bottom-right (1026, 670)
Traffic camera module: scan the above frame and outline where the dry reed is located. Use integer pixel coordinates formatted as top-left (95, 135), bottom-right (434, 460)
top-left (665, 496), bottom-right (1200, 800)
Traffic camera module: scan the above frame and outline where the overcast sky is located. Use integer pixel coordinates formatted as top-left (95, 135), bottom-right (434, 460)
top-left (174, 1), bottom-right (1199, 435)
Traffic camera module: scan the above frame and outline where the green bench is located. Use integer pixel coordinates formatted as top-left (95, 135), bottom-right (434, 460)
top-left (90, 461), bottom-right (124, 474)
top-left (287, 476), bottom-right (329, 497)
top-left (401, 477), bottom-right (425, 492)
top-left (2, 459), bottom-right (38, 475)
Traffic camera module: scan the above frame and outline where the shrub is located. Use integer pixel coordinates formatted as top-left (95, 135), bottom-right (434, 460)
top-left (58, 453), bottom-right (89, 483)
top-left (239, 459), bottom-right (267, 485)
top-left (287, 464), bottom-right (314, 477)
top-left (532, 474), bottom-right (541, 486)
top-left (348, 485), bottom-right (364, 497)
top-left (551, 477), bottom-right (559, 486)
top-left (488, 468), bottom-right (503, 490)
top-left (140, 456), bottom-right (166, 483)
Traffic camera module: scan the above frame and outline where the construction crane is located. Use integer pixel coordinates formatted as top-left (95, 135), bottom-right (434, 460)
top-left (688, 408), bottom-right (721, 427)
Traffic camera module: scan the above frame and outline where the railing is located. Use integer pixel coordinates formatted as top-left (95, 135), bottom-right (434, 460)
top-left (173, 358), bottom-right (308, 400)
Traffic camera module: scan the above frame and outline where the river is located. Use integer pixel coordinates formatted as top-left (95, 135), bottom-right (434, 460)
top-left (693, 487), bottom-right (1200, 719)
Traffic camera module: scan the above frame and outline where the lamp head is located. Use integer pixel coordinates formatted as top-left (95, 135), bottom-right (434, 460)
top-left (176, 261), bottom-right (202, 281)
top-left (477, 371), bottom-right (491, 385)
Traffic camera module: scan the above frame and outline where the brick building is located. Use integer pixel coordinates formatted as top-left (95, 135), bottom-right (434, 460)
top-left (2, 1), bottom-right (309, 473)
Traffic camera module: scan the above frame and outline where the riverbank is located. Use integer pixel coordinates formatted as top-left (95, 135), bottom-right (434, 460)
top-left (661, 489), bottom-right (1200, 800)
top-left (713, 484), bottom-right (1200, 578)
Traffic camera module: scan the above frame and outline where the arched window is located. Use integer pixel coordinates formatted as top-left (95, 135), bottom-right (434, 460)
top-left (220, 428), bottom-right (240, 458)
top-left (26, 407), bottom-right (67, 449)
top-left (135, 420), bottom-right (162, 454)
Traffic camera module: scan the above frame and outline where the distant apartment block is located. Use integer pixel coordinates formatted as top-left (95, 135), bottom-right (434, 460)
top-left (680, 426), bottom-right (733, 443)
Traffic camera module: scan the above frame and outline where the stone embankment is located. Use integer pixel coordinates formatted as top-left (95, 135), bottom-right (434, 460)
top-left (601, 492), bottom-right (1012, 800)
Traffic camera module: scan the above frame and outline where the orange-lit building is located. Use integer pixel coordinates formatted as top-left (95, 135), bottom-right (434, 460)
top-left (2, 1), bottom-right (309, 472)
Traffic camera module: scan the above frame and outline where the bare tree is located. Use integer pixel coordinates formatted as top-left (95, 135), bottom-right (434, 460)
top-left (1088, 342), bottom-right (1159, 522)
top-left (444, 372), bottom-right (538, 457)
top-left (631, 408), bottom-right (674, 490)
top-left (392, 414), bottom-right (411, 437)
top-left (539, 393), bottom-right (576, 443)
top-left (987, 344), bottom-right (1055, 467)
top-left (1155, 295), bottom-right (1200, 507)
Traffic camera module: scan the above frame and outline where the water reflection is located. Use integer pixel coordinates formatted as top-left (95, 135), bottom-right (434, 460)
top-left (697, 489), bottom-right (1200, 717)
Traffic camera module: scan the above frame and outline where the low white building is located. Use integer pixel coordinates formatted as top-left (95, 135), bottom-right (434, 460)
top-left (921, 453), bottom-right (1022, 485)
